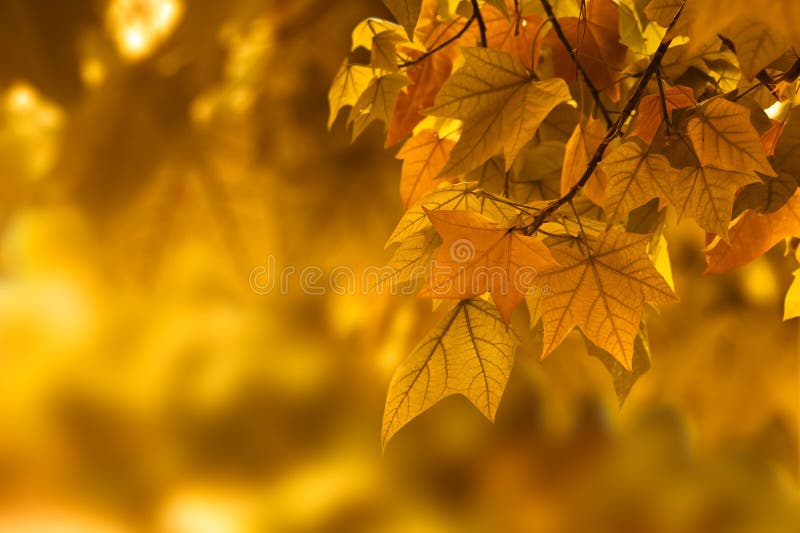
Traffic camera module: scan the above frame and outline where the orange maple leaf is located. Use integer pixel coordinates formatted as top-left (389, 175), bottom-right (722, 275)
top-left (538, 230), bottom-right (678, 370)
top-left (705, 191), bottom-right (800, 274)
top-left (418, 208), bottom-right (560, 324)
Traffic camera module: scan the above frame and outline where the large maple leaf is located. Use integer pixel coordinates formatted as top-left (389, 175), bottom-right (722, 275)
top-left (427, 47), bottom-right (571, 176)
top-left (538, 229), bottom-right (678, 370)
top-left (418, 209), bottom-right (560, 324)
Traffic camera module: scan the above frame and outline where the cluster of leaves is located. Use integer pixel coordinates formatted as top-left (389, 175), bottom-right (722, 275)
top-left (329, 0), bottom-right (800, 448)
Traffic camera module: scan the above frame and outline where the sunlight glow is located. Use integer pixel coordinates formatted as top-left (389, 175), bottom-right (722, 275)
top-left (107, 0), bottom-right (184, 61)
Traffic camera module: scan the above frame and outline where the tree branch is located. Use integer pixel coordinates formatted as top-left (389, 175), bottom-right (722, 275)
top-left (471, 0), bottom-right (488, 47)
top-left (539, 0), bottom-right (613, 128)
top-left (525, 1), bottom-right (686, 235)
top-left (399, 16), bottom-right (476, 68)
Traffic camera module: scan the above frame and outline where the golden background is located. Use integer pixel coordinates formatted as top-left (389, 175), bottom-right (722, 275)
top-left (0, 0), bottom-right (799, 531)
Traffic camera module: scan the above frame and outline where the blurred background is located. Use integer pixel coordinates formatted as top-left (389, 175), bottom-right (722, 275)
top-left (1, 0), bottom-right (800, 531)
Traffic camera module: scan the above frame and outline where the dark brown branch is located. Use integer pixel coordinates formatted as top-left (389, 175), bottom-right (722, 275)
top-left (399, 16), bottom-right (475, 68)
top-left (524, 1), bottom-right (686, 235)
top-left (539, 0), bottom-right (613, 128)
top-left (471, 0), bottom-right (488, 47)
top-left (655, 69), bottom-right (671, 135)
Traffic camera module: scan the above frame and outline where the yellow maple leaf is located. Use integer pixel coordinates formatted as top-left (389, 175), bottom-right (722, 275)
top-left (670, 165), bottom-right (759, 240)
top-left (382, 298), bottom-right (518, 449)
top-left (382, 0), bottom-right (423, 39)
top-left (685, 98), bottom-right (776, 176)
top-left (538, 229), bottom-right (678, 370)
top-left (418, 208), bottom-right (560, 324)
top-left (427, 47), bottom-right (571, 176)
top-left (600, 140), bottom-right (675, 223)
top-left (385, 182), bottom-right (522, 247)
top-left (327, 61), bottom-right (374, 130)
top-left (348, 73), bottom-right (410, 140)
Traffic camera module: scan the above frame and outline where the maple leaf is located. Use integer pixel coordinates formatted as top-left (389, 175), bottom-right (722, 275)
top-left (327, 61), bottom-right (374, 130)
top-left (705, 191), bottom-right (800, 274)
top-left (561, 118), bottom-right (607, 205)
top-left (670, 165), bottom-right (759, 240)
top-left (484, 1), bottom-right (544, 69)
top-left (586, 319), bottom-right (651, 406)
top-left (351, 18), bottom-right (407, 51)
top-left (382, 298), bottom-right (519, 449)
top-left (723, 20), bottom-right (789, 79)
top-left (629, 85), bottom-right (695, 144)
top-left (545, 0), bottom-right (628, 101)
top-left (397, 129), bottom-right (457, 208)
top-left (382, 0), bottom-right (423, 39)
top-left (386, 3), bottom-right (472, 146)
top-left (385, 228), bottom-right (442, 286)
top-left (386, 47), bottom-right (455, 146)
top-left (418, 209), bottom-right (560, 324)
top-left (538, 229), bottom-right (678, 370)
top-left (348, 73), bottom-right (410, 141)
top-left (734, 172), bottom-right (799, 218)
top-left (371, 30), bottom-right (407, 73)
top-left (386, 182), bottom-right (523, 247)
top-left (600, 140), bottom-right (675, 224)
top-left (427, 47), bottom-right (571, 176)
top-left (685, 98), bottom-right (776, 177)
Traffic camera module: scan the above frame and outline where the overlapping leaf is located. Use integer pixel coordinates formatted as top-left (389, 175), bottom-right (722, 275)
top-left (328, 61), bottom-right (374, 129)
top-left (428, 47), bottom-right (571, 176)
top-left (418, 209), bottom-right (560, 324)
top-left (349, 73), bottom-right (410, 140)
top-left (397, 129), bottom-right (457, 207)
top-left (538, 230), bottom-right (678, 369)
top-left (545, 0), bottom-right (628, 101)
top-left (383, 0), bottom-right (423, 39)
top-left (561, 118), bottom-right (607, 205)
top-left (685, 98), bottom-right (775, 176)
top-left (386, 182), bottom-right (523, 247)
top-left (705, 191), bottom-right (800, 274)
top-left (600, 140), bottom-right (674, 223)
top-left (629, 85), bottom-right (695, 144)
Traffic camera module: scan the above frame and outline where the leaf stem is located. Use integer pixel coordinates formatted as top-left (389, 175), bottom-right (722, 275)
top-left (525, 0), bottom-right (686, 235)
top-left (539, 0), bottom-right (613, 128)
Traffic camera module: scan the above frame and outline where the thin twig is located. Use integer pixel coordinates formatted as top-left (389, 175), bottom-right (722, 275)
top-left (399, 16), bottom-right (476, 68)
top-left (655, 68), bottom-right (672, 135)
top-left (539, 0), bottom-right (613, 128)
top-left (525, 1), bottom-right (686, 235)
top-left (471, 0), bottom-right (488, 47)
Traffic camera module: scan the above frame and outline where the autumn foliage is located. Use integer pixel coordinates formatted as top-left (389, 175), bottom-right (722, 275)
top-left (330, 0), bottom-right (800, 447)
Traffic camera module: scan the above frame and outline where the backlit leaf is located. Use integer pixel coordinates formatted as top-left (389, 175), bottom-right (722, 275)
top-left (538, 229), bottom-right (678, 369)
top-left (418, 209), bottom-right (560, 324)
top-left (428, 47), bottom-right (570, 176)
top-left (382, 298), bottom-right (519, 448)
